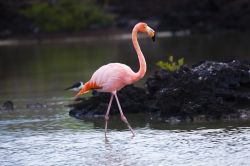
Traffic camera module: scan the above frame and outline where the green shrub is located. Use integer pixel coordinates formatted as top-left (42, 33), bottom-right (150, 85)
top-left (20, 0), bottom-right (113, 32)
top-left (156, 55), bottom-right (184, 72)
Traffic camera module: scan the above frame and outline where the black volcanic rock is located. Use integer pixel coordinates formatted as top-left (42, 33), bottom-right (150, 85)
top-left (69, 60), bottom-right (250, 122)
top-left (146, 60), bottom-right (250, 121)
top-left (69, 85), bottom-right (157, 119)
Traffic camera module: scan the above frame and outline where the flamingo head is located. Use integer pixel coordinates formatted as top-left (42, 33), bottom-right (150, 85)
top-left (137, 22), bottom-right (156, 41)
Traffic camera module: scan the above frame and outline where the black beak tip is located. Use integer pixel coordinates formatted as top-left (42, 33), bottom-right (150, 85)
top-left (152, 34), bottom-right (156, 42)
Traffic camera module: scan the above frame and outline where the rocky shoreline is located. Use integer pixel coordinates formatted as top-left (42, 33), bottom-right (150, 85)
top-left (68, 60), bottom-right (250, 123)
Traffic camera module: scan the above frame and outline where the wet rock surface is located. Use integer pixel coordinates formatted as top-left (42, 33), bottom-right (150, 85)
top-left (69, 60), bottom-right (250, 122)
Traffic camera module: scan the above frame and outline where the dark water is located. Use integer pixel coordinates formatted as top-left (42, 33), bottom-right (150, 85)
top-left (0, 32), bottom-right (250, 99)
top-left (0, 32), bottom-right (250, 165)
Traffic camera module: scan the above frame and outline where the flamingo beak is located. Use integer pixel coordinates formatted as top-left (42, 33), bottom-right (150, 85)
top-left (75, 88), bottom-right (88, 98)
top-left (146, 26), bottom-right (156, 42)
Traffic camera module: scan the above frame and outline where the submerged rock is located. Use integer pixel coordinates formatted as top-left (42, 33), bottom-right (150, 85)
top-left (1, 101), bottom-right (14, 111)
top-left (69, 60), bottom-right (250, 122)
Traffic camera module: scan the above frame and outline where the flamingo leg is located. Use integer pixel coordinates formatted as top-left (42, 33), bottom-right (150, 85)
top-left (105, 94), bottom-right (114, 138)
top-left (114, 93), bottom-right (135, 136)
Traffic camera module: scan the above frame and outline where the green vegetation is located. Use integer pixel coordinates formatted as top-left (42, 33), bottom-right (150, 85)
top-left (156, 55), bottom-right (184, 72)
top-left (20, 0), bottom-right (113, 32)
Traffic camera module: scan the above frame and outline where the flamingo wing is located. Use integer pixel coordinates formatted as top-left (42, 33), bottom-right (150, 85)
top-left (91, 63), bottom-right (135, 92)
top-left (76, 63), bottom-right (135, 96)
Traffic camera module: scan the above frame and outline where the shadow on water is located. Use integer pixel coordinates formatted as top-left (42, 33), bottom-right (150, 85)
top-left (73, 113), bottom-right (250, 132)
top-left (2, 105), bottom-right (250, 133)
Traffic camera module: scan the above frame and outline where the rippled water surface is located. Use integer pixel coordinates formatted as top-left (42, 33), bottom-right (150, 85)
top-left (1, 106), bottom-right (250, 166)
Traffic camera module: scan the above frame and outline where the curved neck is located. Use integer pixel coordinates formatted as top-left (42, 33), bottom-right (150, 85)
top-left (132, 26), bottom-right (146, 82)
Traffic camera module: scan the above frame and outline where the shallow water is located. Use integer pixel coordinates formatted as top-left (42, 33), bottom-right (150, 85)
top-left (1, 32), bottom-right (250, 165)
top-left (1, 107), bottom-right (250, 166)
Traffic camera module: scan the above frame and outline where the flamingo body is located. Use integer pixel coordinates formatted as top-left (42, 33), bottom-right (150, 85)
top-left (75, 22), bottom-right (155, 138)
top-left (90, 63), bottom-right (135, 93)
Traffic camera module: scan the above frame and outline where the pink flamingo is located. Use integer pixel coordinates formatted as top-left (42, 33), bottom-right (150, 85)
top-left (76, 22), bottom-right (155, 137)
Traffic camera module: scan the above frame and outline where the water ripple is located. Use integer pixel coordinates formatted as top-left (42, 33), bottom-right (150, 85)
top-left (1, 110), bottom-right (250, 166)
top-left (1, 126), bottom-right (250, 166)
